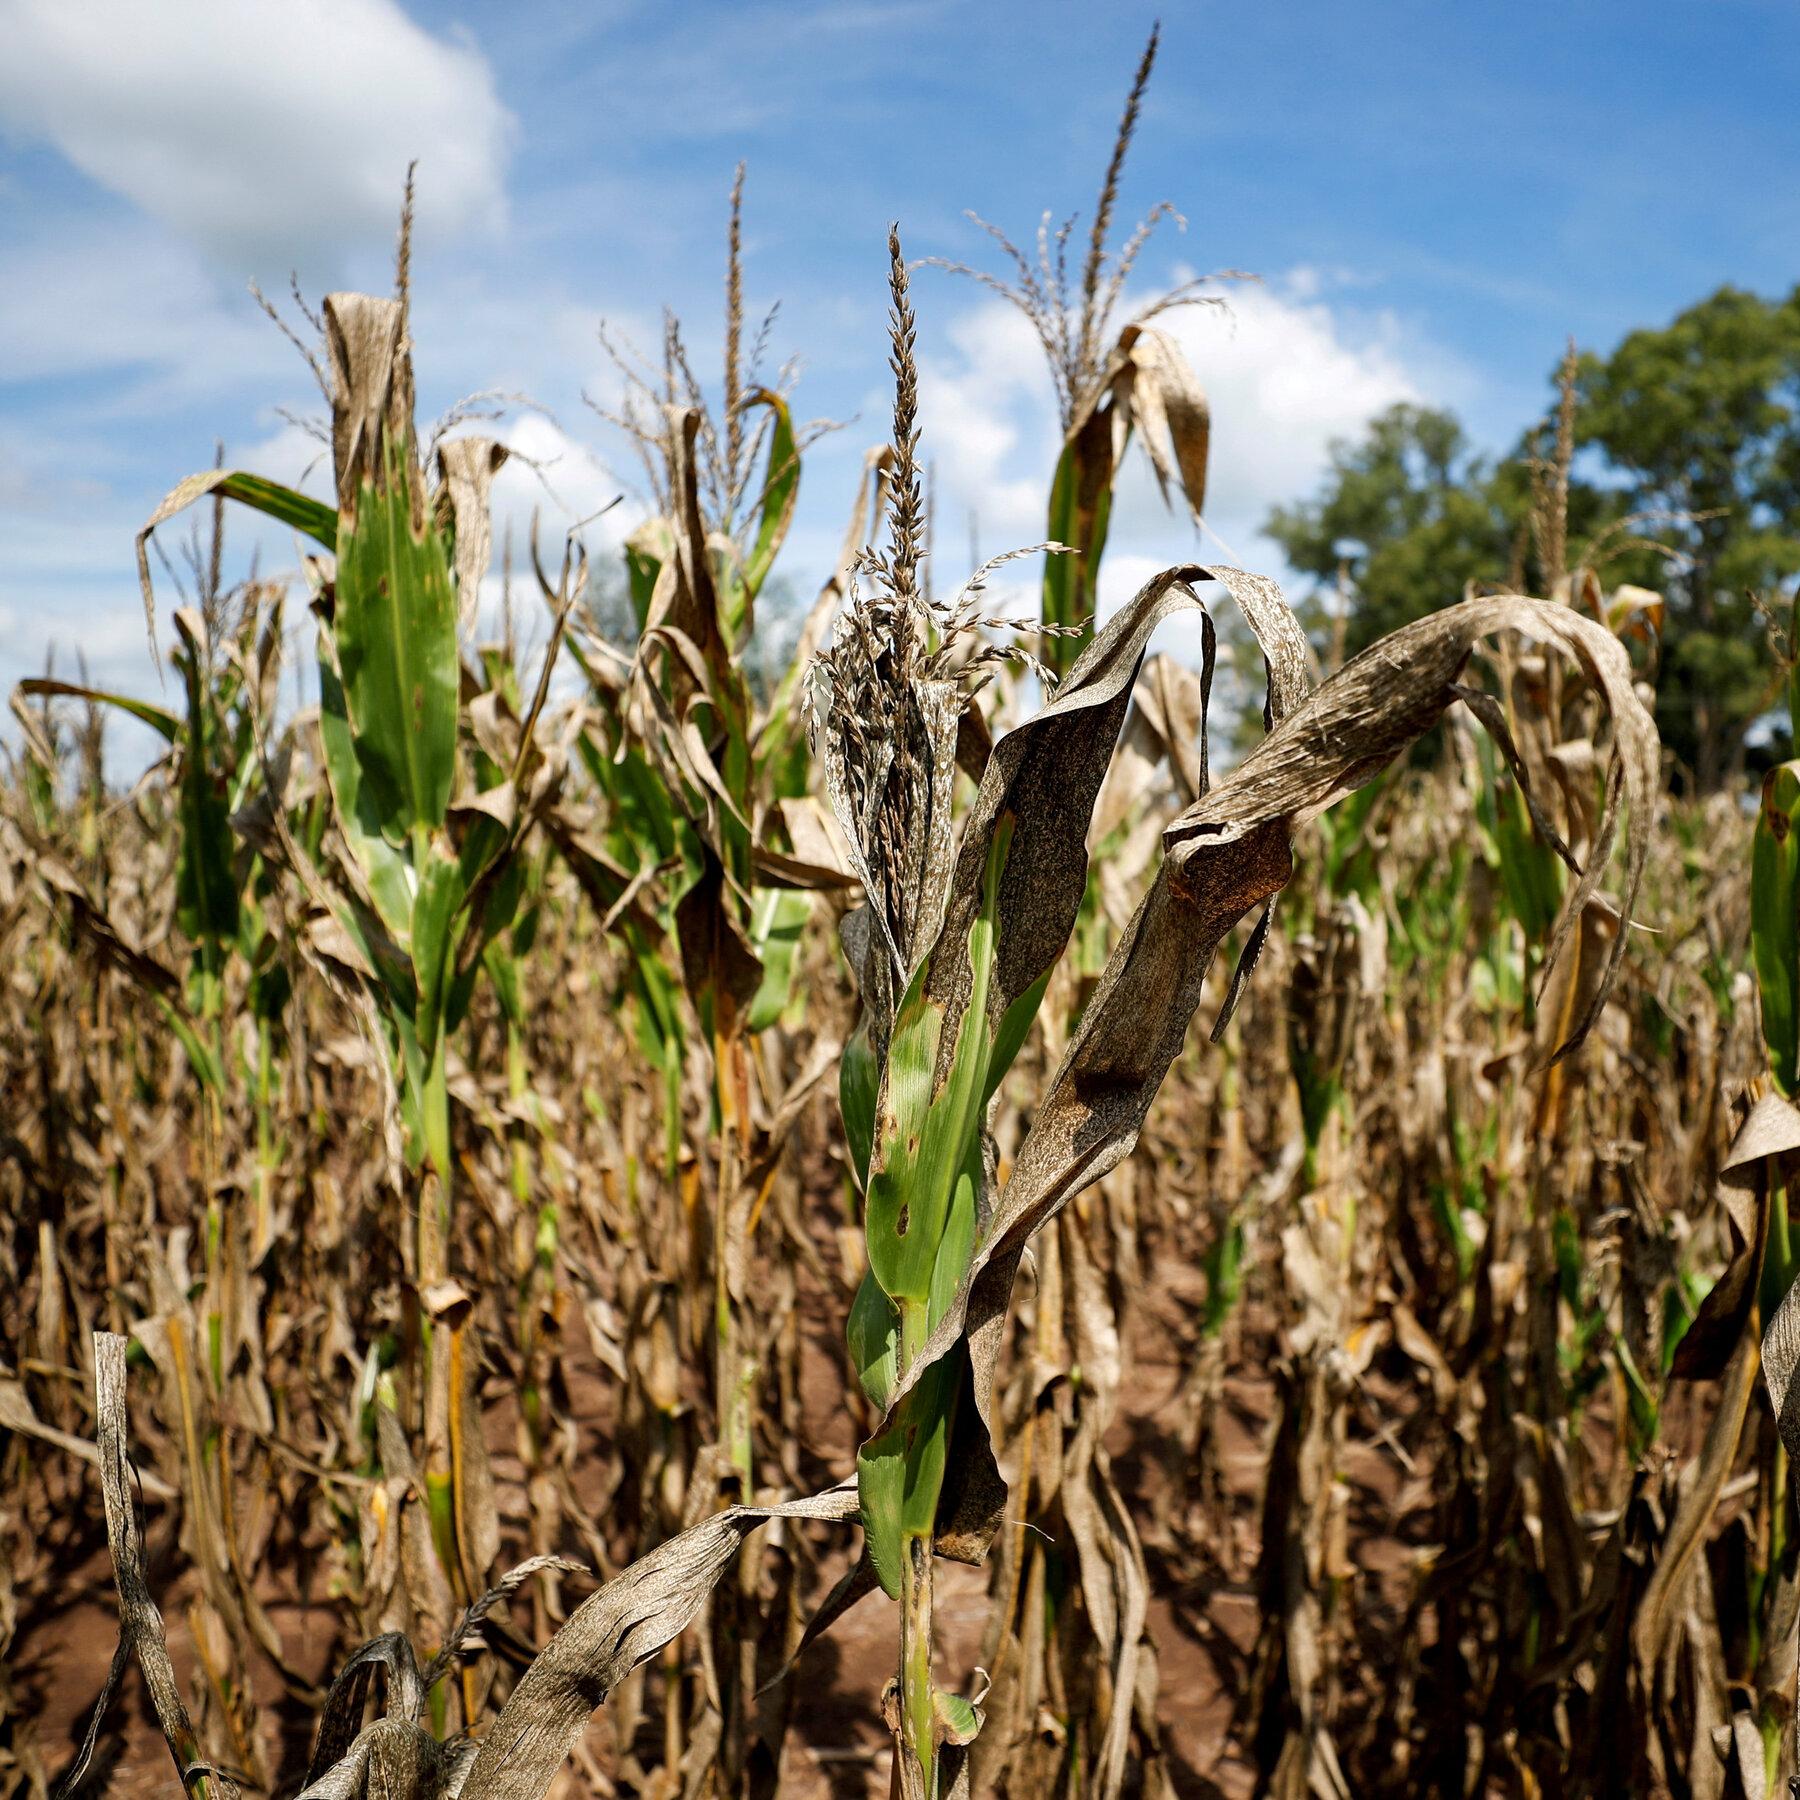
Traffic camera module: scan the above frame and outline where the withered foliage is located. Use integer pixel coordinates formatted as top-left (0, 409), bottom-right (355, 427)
top-left (0, 102), bottom-right (1786, 1800)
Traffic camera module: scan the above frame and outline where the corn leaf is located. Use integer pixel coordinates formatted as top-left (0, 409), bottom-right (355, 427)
top-left (332, 438), bottom-right (460, 839)
top-left (735, 386), bottom-right (801, 617)
top-left (317, 635), bottom-right (415, 940)
top-left (1754, 760), bottom-right (1800, 1094)
top-left (883, 587), bottom-right (1659, 1560)
top-left (170, 610), bottom-right (240, 950)
top-left (324, 292), bottom-right (460, 841)
top-left (409, 846), bottom-right (468, 1068)
top-left (15, 679), bottom-right (180, 743)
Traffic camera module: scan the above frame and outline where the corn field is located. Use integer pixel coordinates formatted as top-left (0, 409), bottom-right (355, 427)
top-left (6, 36), bottom-right (1800, 1800)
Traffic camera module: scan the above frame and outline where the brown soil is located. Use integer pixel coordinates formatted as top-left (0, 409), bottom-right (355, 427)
top-left (12, 1210), bottom-right (1447, 1800)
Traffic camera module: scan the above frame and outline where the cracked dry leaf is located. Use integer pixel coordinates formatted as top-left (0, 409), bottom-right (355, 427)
top-left (881, 586), bottom-right (1658, 1557)
top-left (65, 1333), bottom-right (239, 1800)
top-left (79, 1325), bottom-right (862, 1800)
top-left (1679, 1093), bottom-right (1800, 1380)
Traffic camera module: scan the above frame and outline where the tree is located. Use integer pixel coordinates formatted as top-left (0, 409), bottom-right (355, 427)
top-left (1575, 285), bottom-right (1800, 787)
top-left (1264, 403), bottom-right (1514, 655)
top-left (1267, 289), bottom-right (1800, 788)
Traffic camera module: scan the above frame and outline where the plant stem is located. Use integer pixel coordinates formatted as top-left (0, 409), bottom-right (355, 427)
top-left (253, 1013), bottom-right (276, 1263)
top-left (896, 1298), bottom-right (938, 1797)
top-left (900, 1533), bottom-right (936, 1798)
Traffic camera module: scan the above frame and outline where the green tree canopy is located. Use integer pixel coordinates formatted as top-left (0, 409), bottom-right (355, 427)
top-left (1263, 403), bottom-right (1512, 652)
top-left (1265, 286), bottom-right (1800, 788)
top-left (1575, 285), bottom-right (1800, 786)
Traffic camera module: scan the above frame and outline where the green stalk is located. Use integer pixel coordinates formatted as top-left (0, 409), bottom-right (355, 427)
top-left (506, 1016), bottom-right (550, 1452)
top-left (253, 1013), bottom-right (276, 1260)
top-left (896, 1297), bottom-right (941, 1797)
top-left (900, 1535), bottom-right (936, 1797)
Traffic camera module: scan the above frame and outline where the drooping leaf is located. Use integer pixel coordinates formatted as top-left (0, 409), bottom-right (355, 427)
top-left (15, 679), bottom-right (181, 743)
top-left (136, 469), bottom-right (337, 656)
top-left (919, 564), bottom-right (1308, 1116)
top-left (68, 1334), bottom-right (240, 1800)
top-left (454, 1486), bottom-right (860, 1800)
top-left (881, 587), bottom-right (1659, 1559)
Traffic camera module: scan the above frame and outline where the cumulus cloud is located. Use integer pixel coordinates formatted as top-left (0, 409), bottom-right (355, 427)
top-left (913, 268), bottom-right (1442, 606)
top-left (1153, 271), bottom-right (1428, 557)
top-left (0, 217), bottom-right (293, 397)
top-left (0, 0), bottom-right (512, 274)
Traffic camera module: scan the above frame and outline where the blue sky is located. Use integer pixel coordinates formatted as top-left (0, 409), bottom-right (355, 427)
top-left (2, 0), bottom-right (1796, 764)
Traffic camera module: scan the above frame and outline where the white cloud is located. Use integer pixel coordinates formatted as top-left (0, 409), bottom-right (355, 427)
top-left (914, 268), bottom-right (1444, 601)
top-left (1157, 270), bottom-right (1427, 556)
top-left (0, 217), bottom-right (292, 396)
top-left (0, 0), bottom-right (512, 275)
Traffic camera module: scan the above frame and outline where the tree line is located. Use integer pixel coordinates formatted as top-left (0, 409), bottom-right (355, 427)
top-left (1265, 285), bottom-right (1800, 790)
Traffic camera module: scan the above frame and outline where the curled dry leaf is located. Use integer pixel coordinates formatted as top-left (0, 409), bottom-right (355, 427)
top-left (454, 1484), bottom-right (858, 1800)
top-left (1758, 1097), bottom-right (1800, 1461)
top-left (1679, 1092), bottom-right (1800, 1381)
top-left (64, 1333), bottom-right (239, 1800)
top-left (433, 437), bottom-right (510, 629)
top-left (883, 585), bottom-right (1658, 1557)
top-left (79, 1325), bottom-right (860, 1800)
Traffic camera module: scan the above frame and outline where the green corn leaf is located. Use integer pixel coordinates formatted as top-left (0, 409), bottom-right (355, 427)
top-left (393, 1010), bottom-right (449, 1178)
top-left (483, 940), bottom-right (524, 1029)
top-left (840, 1019), bottom-right (879, 1188)
top-left (1040, 414), bottom-right (1117, 678)
top-left (1754, 760), bottom-right (1800, 1094)
top-left (933, 1689), bottom-right (983, 1748)
top-left (855, 1426), bottom-right (906, 1602)
top-left (734, 387), bottom-right (800, 620)
top-left (745, 887), bottom-right (811, 1034)
top-left (317, 635), bottom-right (414, 940)
top-left (848, 1269), bottom-right (899, 1410)
top-left (984, 967), bottom-right (1051, 1106)
top-left (865, 927), bottom-right (993, 1305)
top-left (1477, 732), bottom-right (1564, 944)
top-left (205, 472), bottom-right (337, 548)
top-left (170, 612), bottom-right (240, 951)
top-left (624, 518), bottom-right (671, 632)
top-left (896, 1363), bottom-right (956, 1542)
top-left (612, 744), bottom-right (683, 867)
top-left (856, 1355), bottom-right (957, 1601)
top-left (155, 994), bottom-right (225, 1094)
top-left (15, 680), bottom-right (181, 743)
top-left (333, 435), bottom-right (460, 840)
top-left (1042, 440), bottom-right (1081, 651)
top-left (410, 846), bottom-right (469, 1069)
top-left (928, 1153), bottom-right (978, 1334)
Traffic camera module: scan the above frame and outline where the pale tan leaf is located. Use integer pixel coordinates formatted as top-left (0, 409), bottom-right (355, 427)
top-left (434, 436), bottom-right (509, 627)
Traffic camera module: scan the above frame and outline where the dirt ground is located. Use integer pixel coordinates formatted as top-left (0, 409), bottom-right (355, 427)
top-left (11, 1224), bottom-right (1407, 1800)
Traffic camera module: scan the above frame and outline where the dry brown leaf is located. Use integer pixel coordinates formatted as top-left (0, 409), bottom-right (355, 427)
top-left (891, 588), bottom-right (1658, 1558)
top-left (64, 1334), bottom-right (240, 1800)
